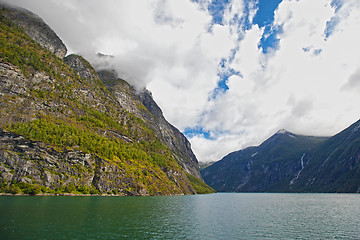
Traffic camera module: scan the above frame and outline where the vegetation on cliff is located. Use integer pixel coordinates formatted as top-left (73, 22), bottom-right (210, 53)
top-left (186, 173), bottom-right (216, 194)
top-left (0, 7), bottom-right (208, 195)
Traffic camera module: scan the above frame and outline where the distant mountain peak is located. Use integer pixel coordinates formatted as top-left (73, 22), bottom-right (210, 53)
top-left (276, 129), bottom-right (289, 134)
top-left (274, 129), bottom-right (297, 139)
top-left (202, 119), bottom-right (360, 193)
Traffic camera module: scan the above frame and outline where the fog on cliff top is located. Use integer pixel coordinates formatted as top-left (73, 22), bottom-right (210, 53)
top-left (5, 0), bottom-right (360, 162)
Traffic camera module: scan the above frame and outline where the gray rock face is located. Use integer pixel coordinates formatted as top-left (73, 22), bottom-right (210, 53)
top-left (64, 55), bottom-right (99, 83)
top-left (0, 5), bottom-right (202, 195)
top-left (0, 129), bottom-right (126, 194)
top-left (63, 57), bottom-right (197, 194)
top-left (97, 70), bottom-right (202, 179)
top-left (139, 90), bottom-right (201, 179)
top-left (0, 129), bottom-right (196, 195)
top-left (0, 62), bottom-right (28, 96)
top-left (0, 2), bottom-right (67, 58)
top-left (63, 54), bottom-right (113, 113)
top-left (0, 62), bottom-right (47, 125)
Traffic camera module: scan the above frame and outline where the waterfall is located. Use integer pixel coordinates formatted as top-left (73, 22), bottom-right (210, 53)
top-left (290, 153), bottom-right (305, 185)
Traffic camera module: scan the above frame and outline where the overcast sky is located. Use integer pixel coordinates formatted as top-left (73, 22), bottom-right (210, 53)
top-left (5, 0), bottom-right (360, 162)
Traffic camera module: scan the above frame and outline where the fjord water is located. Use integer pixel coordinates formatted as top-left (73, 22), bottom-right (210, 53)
top-left (0, 193), bottom-right (359, 239)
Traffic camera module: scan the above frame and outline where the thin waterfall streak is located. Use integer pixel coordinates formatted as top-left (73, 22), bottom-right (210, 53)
top-left (290, 153), bottom-right (306, 185)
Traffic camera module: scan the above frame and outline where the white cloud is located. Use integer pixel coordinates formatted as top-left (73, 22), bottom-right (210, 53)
top-left (5, 0), bottom-right (360, 163)
top-left (342, 68), bottom-right (360, 91)
top-left (223, 0), bottom-right (244, 25)
top-left (192, 0), bottom-right (360, 162)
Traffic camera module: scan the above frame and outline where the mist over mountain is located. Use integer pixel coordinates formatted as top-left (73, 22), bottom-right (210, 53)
top-left (4, 0), bottom-right (360, 165)
top-left (0, 3), bottom-right (214, 195)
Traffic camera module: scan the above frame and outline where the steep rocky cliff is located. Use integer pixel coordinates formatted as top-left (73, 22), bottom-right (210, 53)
top-left (97, 70), bottom-right (201, 179)
top-left (0, 2), bottom-right (67, 58)
top-left (0, 4), bottom-right (211, 195)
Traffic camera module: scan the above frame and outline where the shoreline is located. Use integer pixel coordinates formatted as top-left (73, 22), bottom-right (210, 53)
top-left (0, 193), bottom-right (126, 197)
top-left (0, 192), bottom-right (190, 197)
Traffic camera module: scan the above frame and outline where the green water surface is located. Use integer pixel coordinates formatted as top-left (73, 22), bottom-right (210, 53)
top-left (0, 193), bottom-right (359, 239)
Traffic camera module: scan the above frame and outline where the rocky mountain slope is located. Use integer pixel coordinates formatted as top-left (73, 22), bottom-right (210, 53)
top-left (0, 3), bottom-right (213, 195)
top-left (0, 2), bottom-right (67, 58)
top-left (201, 130), bottom-right (327, 192)
top-left (289, 119), bottom-right (360, 192)
top-left (202, 120), bottom-right (360, 193)
top-left (97, 70), bottom-right (201, 179)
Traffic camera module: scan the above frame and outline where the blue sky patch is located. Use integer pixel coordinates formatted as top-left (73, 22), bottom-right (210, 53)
top-left (184, 126), bottom-right (213, 139)
top-left (209, 58), bottom-right (242, 99)
top-left (184, 126), bottom-right (232, 141)
top-left (252, 0), bottom-right (282, 27)
top-left (323, 0), bottom-right (345, 39)
top-left (331, 0), bottom-right (344, 12)
top-left (258, 25), bottom-right (283, 53)
top-left (186, 0), bottom-right (285, 138)
top-left (251, 0), bottom-right (283, 53)
top-left (324, 15), bottom-right (340, 39)
top-left (208, 0), bottom-right (231, 25)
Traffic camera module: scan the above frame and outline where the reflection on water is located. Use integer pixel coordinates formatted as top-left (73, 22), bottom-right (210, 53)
top-left (0, 193), bottom-right (359, 239)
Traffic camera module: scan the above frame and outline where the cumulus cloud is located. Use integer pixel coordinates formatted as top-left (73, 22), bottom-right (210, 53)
top-left (7, 0), bottom-right (221, 89)
top-left (191, 0), bottom-right (360, 162)
top-left (5, 0), bottom-right (360, 162)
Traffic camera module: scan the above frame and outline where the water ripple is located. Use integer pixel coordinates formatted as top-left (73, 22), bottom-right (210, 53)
top-left (0, 193), bottom-right (359, 239)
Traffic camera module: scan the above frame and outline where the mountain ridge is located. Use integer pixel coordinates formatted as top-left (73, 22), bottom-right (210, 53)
top-left (202, 121), bottom-right (360, 193)
top-left (289, 119), bottom-right (360, 192)
top-left (0, 3), bottom-right (213, 195)
top-left (0, 2), bottom-right (67, 58)
top-left (97, 69), bottom-right (202, 179)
